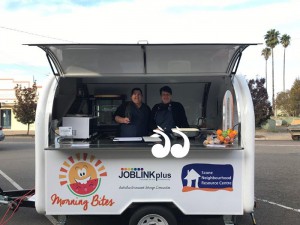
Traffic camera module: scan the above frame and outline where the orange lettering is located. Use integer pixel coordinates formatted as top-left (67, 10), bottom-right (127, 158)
top-left (91, 194), bottom-right (115, 207)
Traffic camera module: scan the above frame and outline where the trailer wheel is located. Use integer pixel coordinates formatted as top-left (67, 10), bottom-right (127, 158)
top-left (129, 205), bottom-right (177, 225)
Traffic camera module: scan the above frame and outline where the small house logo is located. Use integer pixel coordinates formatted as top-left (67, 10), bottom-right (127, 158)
top-left (59, 153), bottom-right (107, 197)
top-left (184, 169), bottom-right (201, 188)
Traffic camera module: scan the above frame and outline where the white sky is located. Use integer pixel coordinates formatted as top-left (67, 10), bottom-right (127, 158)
top-left (0, 0), bottom-right (300, 98)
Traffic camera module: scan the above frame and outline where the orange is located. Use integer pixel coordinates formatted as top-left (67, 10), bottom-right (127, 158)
top-left (232, 130), bottom-right (238, 135)
top-left (229, 132), bottom-right (236, 138)
top-left (218, 135), bottom-right (225, 142)
top-left (216, 129), bottom-right (222, 135)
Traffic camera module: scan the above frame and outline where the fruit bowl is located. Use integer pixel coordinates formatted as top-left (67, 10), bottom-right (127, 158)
top-left (203, 128), bottom-right (238, 145)
top-left (216, 129), bottom-right (238, 144)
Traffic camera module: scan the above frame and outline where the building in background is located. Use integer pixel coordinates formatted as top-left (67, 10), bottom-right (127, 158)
top-left (0, 78), bottom-right (42, 132)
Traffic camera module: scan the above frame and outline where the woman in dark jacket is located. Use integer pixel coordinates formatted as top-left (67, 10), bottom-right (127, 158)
top-left (115, 88), bottom-right (151, 137)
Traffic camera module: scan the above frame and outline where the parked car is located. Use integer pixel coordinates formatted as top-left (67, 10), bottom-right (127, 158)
top-left (0, 126), bottom-right (5, 141)
top-left (288, 119), bottom-right (300, 141)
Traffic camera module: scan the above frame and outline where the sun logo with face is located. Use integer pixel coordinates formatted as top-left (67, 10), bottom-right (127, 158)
top-left (59, 153), bottom-right (107, 197)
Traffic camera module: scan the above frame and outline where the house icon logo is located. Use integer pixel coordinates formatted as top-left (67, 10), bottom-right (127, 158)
top-left (181, 163), bottom-right (234, 192)
top-left (184, 169), bottom-right (201, 188)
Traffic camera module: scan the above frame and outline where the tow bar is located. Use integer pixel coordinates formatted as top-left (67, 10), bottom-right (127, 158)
top-left (0, 187), bottom-right (35, 211)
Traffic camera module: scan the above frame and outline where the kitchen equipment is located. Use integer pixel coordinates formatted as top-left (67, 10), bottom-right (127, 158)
top-left (171, 127), bottom-right (200, 138)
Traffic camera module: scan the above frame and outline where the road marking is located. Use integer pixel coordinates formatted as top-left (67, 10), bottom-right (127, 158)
top-left (46, 215), bottom-right (60, 224)
top-left (256, 198), bottom-right (300, 213)
top-left (256, 144), bottom-right (300, 147)
top-left (2, 142), bottom-right (34, 144)
top-left (0, 169), bottom-right (58, 225)
top-left (0, 170), bottom-right (23, 190)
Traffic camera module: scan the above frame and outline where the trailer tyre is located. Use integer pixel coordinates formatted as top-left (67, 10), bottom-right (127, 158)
top-left (129, 205), bottom-right (177, 225)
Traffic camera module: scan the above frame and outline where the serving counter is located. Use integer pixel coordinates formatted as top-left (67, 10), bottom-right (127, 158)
top-left (46, 137), bottom-right (242, 151)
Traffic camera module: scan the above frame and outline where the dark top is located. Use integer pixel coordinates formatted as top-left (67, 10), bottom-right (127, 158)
top-left (151, 101), bottom-right (189, 133)
top-left (114, 101), bottom-right (151, 137)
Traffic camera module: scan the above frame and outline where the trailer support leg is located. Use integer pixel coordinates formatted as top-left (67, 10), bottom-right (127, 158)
top-left (57, 215), bottom-right (67, 225)
top-left (250, 212), bottom-right (256, 225)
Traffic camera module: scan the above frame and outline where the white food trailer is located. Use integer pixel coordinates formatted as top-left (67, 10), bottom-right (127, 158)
top-left (1, 43), bottom-right (257, 225)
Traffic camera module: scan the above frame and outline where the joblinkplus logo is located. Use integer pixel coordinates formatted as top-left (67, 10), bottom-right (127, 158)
top-left (118, 168), bottom-right (171, 181)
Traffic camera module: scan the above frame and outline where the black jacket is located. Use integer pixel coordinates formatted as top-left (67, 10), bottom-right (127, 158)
top-left (114, 101), bottom-right (151, 137)
top-left (151, 101), bottom-right (189, 131)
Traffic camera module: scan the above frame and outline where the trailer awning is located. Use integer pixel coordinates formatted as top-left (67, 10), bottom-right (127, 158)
top-left (27, 43), bottom-right (258, 77)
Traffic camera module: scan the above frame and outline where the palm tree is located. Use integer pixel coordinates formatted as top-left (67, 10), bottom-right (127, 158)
top-left (264, 29), bottom-right (280, 107)
top-left (261, 47), bottom-right (271, 89)
top-left (280, 34), bottom-right (291, 92)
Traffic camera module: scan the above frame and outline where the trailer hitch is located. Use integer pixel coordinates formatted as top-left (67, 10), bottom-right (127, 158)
top-left (0, 188), bottom-right (9, 206)
top-left (0, 189), bottom-right (35, 210)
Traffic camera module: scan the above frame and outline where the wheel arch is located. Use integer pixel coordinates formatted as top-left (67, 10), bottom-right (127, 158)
top-left (122, 201), bottom-right (184, 217)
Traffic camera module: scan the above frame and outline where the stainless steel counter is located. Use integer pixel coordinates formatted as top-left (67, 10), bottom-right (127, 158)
top-left (46, 138), bottom-right (242, 151)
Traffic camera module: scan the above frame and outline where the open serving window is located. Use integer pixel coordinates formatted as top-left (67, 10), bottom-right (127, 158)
top-left (28, 43), bottom-right (257, 149)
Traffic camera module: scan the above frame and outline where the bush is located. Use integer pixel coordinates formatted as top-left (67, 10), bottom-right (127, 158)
top-left (248, 78), bottom-right (273, 127)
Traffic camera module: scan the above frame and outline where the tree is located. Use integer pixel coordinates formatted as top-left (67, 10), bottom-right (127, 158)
top-left (275, 91), bottom-right (292, 116)
top-left (248, 78), bottom-right (273, 127)
top-left (261, 47), bottom-right (271, 89)
top-left (280, 34), bottom-right (291, 92)
top-left (289, 79), bottom-right (300, 116)
top-left (13, 82), bottom-right (38, 135)
top-left (264, 29), bottom-right (280, 107)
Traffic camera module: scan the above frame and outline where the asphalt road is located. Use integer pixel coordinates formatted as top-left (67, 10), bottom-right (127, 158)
top-left (0, 137), bottom-right (299, 225)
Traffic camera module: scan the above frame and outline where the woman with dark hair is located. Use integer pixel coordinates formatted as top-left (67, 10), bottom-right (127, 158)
top-left (114, 88), bottom-right (151, 137)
